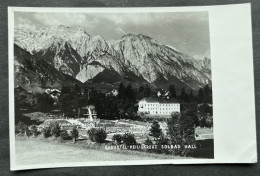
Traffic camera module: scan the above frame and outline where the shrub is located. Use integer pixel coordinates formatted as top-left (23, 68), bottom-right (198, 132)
top-left (50, 123), bottom-right (61, 138)
top-left (198, 103), bottom-right (213, 115)
top-left (94, 128), bottom-right (107, 143)
top-left (155, 134), bottom-right (170, 154)
top-left (43, 127), bottom-right (51, 138)
top-left (179, 136), bottom-right (196, 157)
top-left (25, 128), bottom-right (32, 137)
top-left (30, 125), bottom-right (39, 137)
top-left (87, 128), bottom-right (107, 143)
top-left (205, 116), bottom-right (213, 127)
top-left (60, 130), bottom-right (71, 140)
top-left (144, 137), bottom-right (153, 153)
top-left (16, 121), bottom-right (27, 135)
top-left (112, 134), bottom-right (122, 144)
top-left (87, 128), bottom-right (96, 142)
top-left (122, 132), bottom-right (136, 146)
top-left (149, 121), bottom-right (162, 138)
top-left (71, 126), bottom-right (79, 143)
top-left (139, 112), bottom-right (145, 116)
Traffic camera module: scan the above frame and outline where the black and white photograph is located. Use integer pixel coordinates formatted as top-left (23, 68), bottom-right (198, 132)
top-left (8, 4), bottom-right (256, 170)
top-left (12, 9), bottom-right (213, 166)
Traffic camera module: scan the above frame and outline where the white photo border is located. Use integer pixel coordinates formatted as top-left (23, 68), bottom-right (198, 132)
top-left (8, 3), bottom-right (257, 170)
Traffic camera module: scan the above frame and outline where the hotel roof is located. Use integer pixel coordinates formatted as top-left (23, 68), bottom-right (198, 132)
top-left (140, 97), bottom-right (179, 104)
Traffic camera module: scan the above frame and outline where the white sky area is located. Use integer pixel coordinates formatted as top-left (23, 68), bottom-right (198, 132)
top-left (14, 12), bottom-right (211, 57)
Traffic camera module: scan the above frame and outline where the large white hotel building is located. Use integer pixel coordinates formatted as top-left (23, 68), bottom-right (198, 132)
top-left (138, 97), bottom-right (180, 115)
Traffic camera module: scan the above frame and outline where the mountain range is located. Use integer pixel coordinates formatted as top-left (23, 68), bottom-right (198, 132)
top-left (14, 25), bottom-right (211, 93)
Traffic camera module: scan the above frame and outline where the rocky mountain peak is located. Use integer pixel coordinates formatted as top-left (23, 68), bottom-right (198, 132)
top-left (14, 26), bottom-right (211, 92)
top-left (121, 33), bottom-right (158, 43)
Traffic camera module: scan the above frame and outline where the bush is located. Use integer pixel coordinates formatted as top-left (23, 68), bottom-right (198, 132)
top-left (149, 121), bottom-right (162, 138)
top-left (30, 125), bottom-right (39, 137)
top-left (94, 128), bottom-right (107, 143)
top-left (50, 123), bottom-right (61, 138)
top-left (112, 134), bottom-right (122, 144)
top-left (71, 126), bottom-right (79, 143)
top-left (60, 130), bottom-right (71, 140)
top-left (155, 134), bottom-right (170, 154)
top-left (197, 115), bottom-right (213, 128)
top-left (122, 133), bottom-right (136, 146)
top-left (87, 128), bottom-right (97, 142)
top-left (198, 103), bottom-right (212, 115)
top-left (144, 137), bottom-right (153, 145)
top-left (43, 127), bottom-right (51, 138)
top-left (205, 116), bottom-right (213, 127)
top-left (25, 128), bottom-right (32, 137)
top-left (144, 137), bottom-right (153, 153)
top-left (179, 136), bottom-right (196, 157)
top-left (87, 128), bottom-right (107, 143)
top-left (139, 112), bottom-right (144, 116)
top-left (16, 121), bottom-right (27, 135)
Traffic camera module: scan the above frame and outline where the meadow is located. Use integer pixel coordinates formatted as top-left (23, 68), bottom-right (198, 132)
top-left (15, 136), bottom-right (188, 166)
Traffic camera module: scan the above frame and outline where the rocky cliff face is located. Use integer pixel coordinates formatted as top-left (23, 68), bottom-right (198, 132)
top-left (14, 25), bottom-right (211, 91)
top-left (112, 34), bottom-right (211, 88)
top-left (14, 44), bottom-right (82, 93)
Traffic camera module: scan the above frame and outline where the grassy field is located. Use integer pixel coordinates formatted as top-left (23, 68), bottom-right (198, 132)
top-left (15, 137), bottom-right (187, 166)
top-left (195, 127), bottom-right (214, 139)
top-left (195, 127), bottom-right (213, 135)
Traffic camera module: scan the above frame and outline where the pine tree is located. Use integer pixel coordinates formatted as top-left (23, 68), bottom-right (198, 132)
top-left (118, 82), bottom-right (125, 99)
top-left (139, 86), bottom-right (144, 93)
top-left (137, 86), bottom-right (145, 99)
top-left (180, 87), bottom-right (189, 102)
top-left (144, 85), bottom-right (151, 97)
top-left (203, 84), bottom-right (212, 103)
top-left (197, 88), bottom-right (206, 103)
top-left (169, 84), bottom-right (177, 98)
top-left (125, 84), bottom-right (135, 101)
top-left (167, 112), bottom-right (196, 156)
top-left (189, 90), bottom-right (194, 102)
top-left (74, 84), bottom-right (81, 94)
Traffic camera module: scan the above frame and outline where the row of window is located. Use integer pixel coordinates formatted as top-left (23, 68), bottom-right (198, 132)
top-left (147, 111), bottom-right (179, 114)
top-left (140, 103), bottom-right (179, 107)
top-left (142, 108), bottom-right (179, 111)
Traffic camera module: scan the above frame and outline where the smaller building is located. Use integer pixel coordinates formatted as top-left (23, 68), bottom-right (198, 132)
top-left (105, 89), bottom-right (118, 96)
top-left (138, 97), bottom-right (180, 115)
top-left (157, 89), bottom-right (170, 99)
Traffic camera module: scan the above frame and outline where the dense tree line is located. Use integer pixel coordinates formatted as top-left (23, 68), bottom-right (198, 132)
top-left (196, 85), bottom-right (212, 103)
top-left (167, 84), bottom-right (212, 104)
top-left (15, 87), bottom-right (54, 112)
top-left (15, 82), bottom-right (212, 121)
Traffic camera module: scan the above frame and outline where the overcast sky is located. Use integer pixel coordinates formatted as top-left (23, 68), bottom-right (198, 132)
top-left (14, 11), bottom-right (210, 57)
